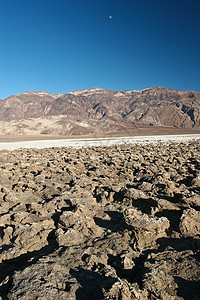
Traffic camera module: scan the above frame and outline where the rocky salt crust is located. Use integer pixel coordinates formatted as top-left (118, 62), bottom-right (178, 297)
top-left (0, 141), bottom-right (200, 299)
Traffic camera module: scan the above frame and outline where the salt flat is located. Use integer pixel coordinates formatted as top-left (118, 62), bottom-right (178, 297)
top-left (0, 134), bottom-right (200, 150)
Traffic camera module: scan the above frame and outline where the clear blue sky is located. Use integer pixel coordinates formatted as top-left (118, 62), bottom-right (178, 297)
top-left (1, 0), bottom-right (200, 99)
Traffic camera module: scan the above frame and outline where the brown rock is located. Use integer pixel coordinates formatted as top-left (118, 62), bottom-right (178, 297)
top-left (124, 208), bottom-right (170, 250)
top-left (143, 250), bottom-right (200, 299)
top-left (179, 208), bottom-right (200, 237)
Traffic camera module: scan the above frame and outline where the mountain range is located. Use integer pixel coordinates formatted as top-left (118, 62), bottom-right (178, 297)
top-left (0, 87), bottom-right (200, 136)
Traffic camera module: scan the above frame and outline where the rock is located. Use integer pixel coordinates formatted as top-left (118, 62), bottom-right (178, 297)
top-left (143, 250), bottom-right (200, 299)
top-left (56, 207), bottom-right (104, 247)
top-left (182, 195), bottom-right (200, 208)
top-left (139, 181), bottom-right (153, 192)
top-left (123, 187), bottom-right (148, 200)
top-left (0, 219), bottom-right (55, 262)
top-left (124, 208), bottom-right (170, 232)
top-left (179, 208), bottom-right (200, 237)
top-left (124, 208), bottom-right (170, 250)
top-left (1, 226), bottom-right (13, 245)
top-left (191, 174), bottom-right (200, 187)
top-left (0, 214), bottom-right (10, 226)
top-left (102, 280), bottom-right (148, 300)
top-left (7, 262), bottom-right (71, 300)
top-left (56, 228), bottom-right (85, 246)
top-left (58, 211), bottom-right (77, 229)
top-left (120, 253), bottom-right (135, 270)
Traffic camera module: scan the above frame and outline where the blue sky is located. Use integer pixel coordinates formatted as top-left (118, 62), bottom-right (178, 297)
top-left (0, 0), bottom-right (200, 99)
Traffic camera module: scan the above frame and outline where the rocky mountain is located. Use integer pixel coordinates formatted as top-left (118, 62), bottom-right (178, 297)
top-left (0, 87), bottom-right (200, 135)
top-left (0, 91), bottom-right (63, 121)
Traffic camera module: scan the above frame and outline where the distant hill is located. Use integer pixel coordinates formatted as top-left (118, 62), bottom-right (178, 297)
top-left (0, 87), bottom-right (200, 135)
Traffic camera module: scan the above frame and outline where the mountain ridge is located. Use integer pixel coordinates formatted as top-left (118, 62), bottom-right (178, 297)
top-left (2, 86), bottom-right (199, 101)
top-left (0, 87), bottom-right (200, 136)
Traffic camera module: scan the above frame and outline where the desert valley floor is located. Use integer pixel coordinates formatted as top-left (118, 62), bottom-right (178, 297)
top-left (0, 135), bottom-right (200, 299)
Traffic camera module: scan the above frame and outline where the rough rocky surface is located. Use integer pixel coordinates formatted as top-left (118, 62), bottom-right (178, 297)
top-left (0, 140), bottom-right (200, 299)
top-left (1, 87), bottom-right (200, 136)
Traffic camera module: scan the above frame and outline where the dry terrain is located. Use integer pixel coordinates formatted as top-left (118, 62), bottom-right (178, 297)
top-left (1, 87), bottom-right (200, 137)
top-left (0, 140), bottom-right (200, 299)
top-left (1, 126), bottom-right (200, 143)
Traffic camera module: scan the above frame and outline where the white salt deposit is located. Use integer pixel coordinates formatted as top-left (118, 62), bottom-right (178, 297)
top-left (0, 134), bottom-right (200, 151)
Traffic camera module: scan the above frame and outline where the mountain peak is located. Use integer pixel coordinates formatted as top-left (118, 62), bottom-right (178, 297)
top-left (14, 90), bottom-right (63, 98)
top-left (68, 87), bottom-right (106, 96)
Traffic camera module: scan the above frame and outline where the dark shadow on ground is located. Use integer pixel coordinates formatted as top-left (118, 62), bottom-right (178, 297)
top-left (155, 194), bottom-right (184, 205)
top-left (69, 267), bottom-right (117, 300)
top-left (157, 237), bottom-right (200, 252)
top-left (174, 276), bottom-right (200, 300)
top-left (131, 198), bottom-right (158, 214)
top-left (94, 211), bottom-right (124, 232)
top-left (155, 209), bottom-right (182, 232)
top-left (0, 230), bottom-right (58, 300)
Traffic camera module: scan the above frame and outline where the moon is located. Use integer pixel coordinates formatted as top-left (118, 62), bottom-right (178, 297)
top-left (109, 16), bottom-right (112, 19)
